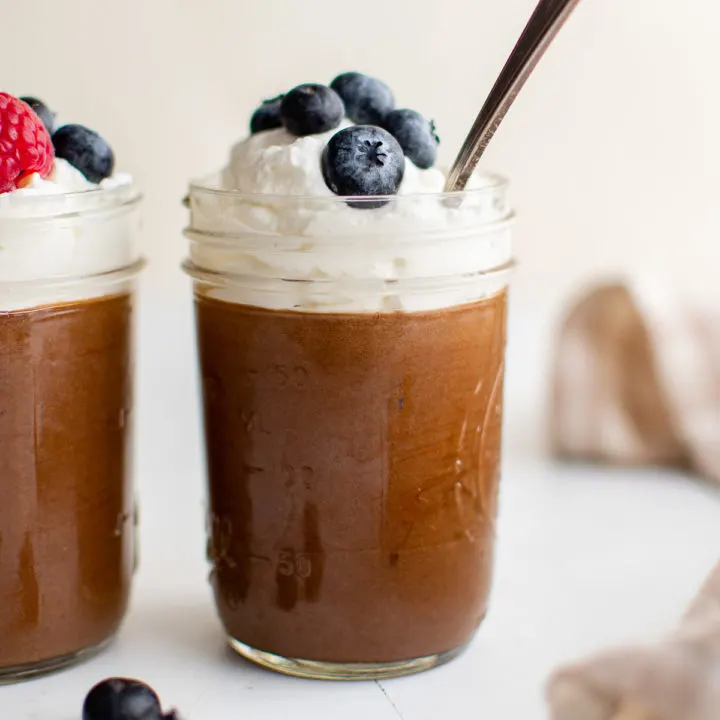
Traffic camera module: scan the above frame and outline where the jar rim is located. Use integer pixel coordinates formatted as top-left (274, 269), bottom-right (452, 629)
top-left (187, 171), bottom-right (509, 205)
top-left (183, 256), bottom-right (515, 286)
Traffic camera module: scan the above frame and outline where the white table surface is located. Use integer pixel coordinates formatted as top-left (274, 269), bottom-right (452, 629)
top-left (4, 292), bottom-right (720, 720)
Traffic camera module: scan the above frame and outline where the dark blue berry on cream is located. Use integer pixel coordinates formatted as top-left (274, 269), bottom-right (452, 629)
top-left (330, 72), bottom-right (395, 125)
top-left (280, 84), bottom-right (344, 137)
top-left (20, 97), bottom-right (56, 135)
top-left (52, 124), bottom-right (115, 183)
top-left (383, 109), bottom-right (439, 169)
top-left (250, 95), bottom-right (284, 134)
top-left (322, 125), bottom-right (405, 208)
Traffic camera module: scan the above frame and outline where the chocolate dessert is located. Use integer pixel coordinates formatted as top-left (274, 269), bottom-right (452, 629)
top-left (0, 294), bottom-right (135, 672)
top-left (197, 291), bottom-right (508, 663)
top-left (0, 92), bottom-right (140, 678)
top-left (186, 72), bottom-right (513, 676)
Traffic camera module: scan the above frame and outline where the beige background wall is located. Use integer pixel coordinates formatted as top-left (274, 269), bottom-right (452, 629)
top-left (5, 0), bottom-right (718, 312)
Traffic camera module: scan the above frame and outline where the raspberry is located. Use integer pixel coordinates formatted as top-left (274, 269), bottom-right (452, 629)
top-left (0, 92), bottom-right (54, 194)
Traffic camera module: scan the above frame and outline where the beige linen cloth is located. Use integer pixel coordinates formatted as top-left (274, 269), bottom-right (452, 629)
top-left (550, 281), bottom-right (720, 480)
top-left (547, 279), bottom-right (720, 719)
top-left (546, 560), bottom-right (720, 720)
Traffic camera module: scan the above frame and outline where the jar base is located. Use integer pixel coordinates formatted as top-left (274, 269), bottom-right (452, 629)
top-left (228, 637), bottom-right (466, 680)
top-left (0, 636), bottom-right (114, 684)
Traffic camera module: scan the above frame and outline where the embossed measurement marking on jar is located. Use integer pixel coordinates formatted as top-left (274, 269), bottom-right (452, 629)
top-left (277, 549), bottom-right (314, 579)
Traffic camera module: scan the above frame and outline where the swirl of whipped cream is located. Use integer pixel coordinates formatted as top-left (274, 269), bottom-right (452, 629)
top-left (186, 123), bottom-right (514, 313)
top-left (0, 160), bottom-right (140, 311)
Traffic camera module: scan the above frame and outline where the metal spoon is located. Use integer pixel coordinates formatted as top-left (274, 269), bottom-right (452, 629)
top-left (444, 0), bottom-right (583, 192)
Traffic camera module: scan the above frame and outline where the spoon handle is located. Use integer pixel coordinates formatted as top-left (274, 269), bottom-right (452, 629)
top-left (444, 0), bottom-right (582, 192)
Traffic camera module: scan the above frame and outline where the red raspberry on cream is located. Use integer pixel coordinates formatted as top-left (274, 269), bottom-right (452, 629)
top-left (0, 92), bottom-right (54, 194)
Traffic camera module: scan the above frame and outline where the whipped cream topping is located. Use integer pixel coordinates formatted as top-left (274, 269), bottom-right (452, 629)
top-left (0, 160), bottom-right (140, 312)
top-left (21, 158), bottom-right (110, 194)
top-left (187, 122), bottom-right (514, 313)
top-left (221, 122), bottom-right (448, 197)
top-left (0, 159), bottom-right (132, 209)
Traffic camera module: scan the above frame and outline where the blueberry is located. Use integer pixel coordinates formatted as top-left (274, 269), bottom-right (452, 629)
top-left (20, 96), bottom-right (56, 134)
top-left (83, 678), bottom-right (163, 720)
top-left (52, 124), bottom-right (115, 183)
top-left (329, 72), bottom-right (395, 125)
top-left (280, 84), bottom-right (344, 137)
top-left (382, 109), bottom-right (439, 169)
top-left (250, 94), bottom-right (284, 134)
top-left (322, 125), bottom-right (405, 208)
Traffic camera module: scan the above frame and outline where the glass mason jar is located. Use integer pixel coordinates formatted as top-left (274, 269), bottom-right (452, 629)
top-left (0, 182), bottom-right (142, 680)
top-left (184, 178), bottom-right (514, 680)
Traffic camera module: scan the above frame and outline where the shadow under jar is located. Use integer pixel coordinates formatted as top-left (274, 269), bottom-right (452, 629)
top-left (184, 180), bottom-right (514, 679)
top-left (0, 183), bottom-right (142, 681)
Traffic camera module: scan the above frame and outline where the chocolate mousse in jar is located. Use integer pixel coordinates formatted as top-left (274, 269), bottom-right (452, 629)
top-left (0, 93), bottom-right (142, 680)
top-left (184, 77), bottom-right (514, 679)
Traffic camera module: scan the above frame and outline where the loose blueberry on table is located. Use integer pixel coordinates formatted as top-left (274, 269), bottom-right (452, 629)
top-left (83, 677), bottom-right (180, 720)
